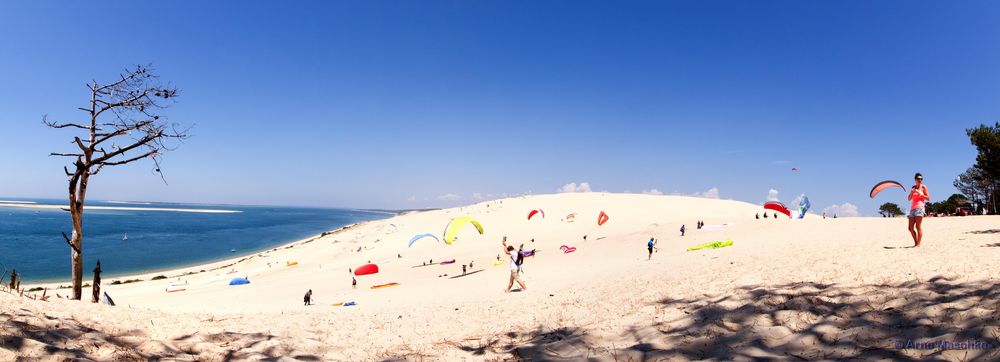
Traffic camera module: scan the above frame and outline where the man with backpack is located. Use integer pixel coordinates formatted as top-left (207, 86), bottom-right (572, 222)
top-left (503, 239), bottom-right (527, 293)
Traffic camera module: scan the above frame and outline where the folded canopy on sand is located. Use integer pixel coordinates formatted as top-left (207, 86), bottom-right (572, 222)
top-left (354, 263), bottom-right (379, 276)
top-left (686, 240), bottom-right (734, 251)
top-left (229, 277), bottom-right (250, 286)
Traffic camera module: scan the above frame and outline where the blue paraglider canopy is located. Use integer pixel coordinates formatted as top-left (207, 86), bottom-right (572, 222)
top-left (798, 195), bottom-right (811, 219)
top-left (229, 277), bottom-right (250, 286)
top-left (407, 233), bottom-right (440, 248)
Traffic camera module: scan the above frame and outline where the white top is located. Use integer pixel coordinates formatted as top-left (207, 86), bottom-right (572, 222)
top-left (509, 250), bottom-right (519, 271)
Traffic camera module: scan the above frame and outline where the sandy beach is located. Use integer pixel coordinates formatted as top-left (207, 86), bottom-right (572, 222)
top-left (4, 193), bottom-right (999, 360)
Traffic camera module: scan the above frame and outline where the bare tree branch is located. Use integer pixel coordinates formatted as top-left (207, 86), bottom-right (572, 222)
top-left (50, 153), bottom-right (84, 157)
top-left (99, 149), bottom-right (157, 166)
top-left (61, 232), bottom-right (81, 254)
top-left (43, 115), bottom-right (90, 130)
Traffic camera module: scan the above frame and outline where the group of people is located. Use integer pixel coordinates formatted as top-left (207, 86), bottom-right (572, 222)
top-left (301, 173), bottom-right (934, 306)
top-left (755, 212), bottom-right (780, 219)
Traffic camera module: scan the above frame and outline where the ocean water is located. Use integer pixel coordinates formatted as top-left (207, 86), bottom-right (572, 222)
top-left (0, 198), bottom-right (389, 282)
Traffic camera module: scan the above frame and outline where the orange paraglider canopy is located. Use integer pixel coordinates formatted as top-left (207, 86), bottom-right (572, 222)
top-left (597, 211), bottom-right (610, 226)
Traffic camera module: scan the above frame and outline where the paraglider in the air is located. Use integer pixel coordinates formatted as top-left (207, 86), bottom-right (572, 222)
top-left (597, 211), bottom-right (610, 226)
top-left (527, 209), bottom-right (545, 220)
top-left (870, 180), bottom-right (905, 199)
top-left (764, 201), bottom-right (791, 217)
top-left (407, 233), bottom-right (440, 248)
top-left (443, 216), bottom-right (484, 244)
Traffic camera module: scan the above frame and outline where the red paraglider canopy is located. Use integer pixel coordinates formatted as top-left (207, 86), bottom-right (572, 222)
top-left (354, 263), bottom-right (379, 276)
top-left (527, 209), bottom-right (545, 220)
top-left (869, 180), bottom-right (905, 199)
top-left (597, 211), bottom-right (610, 226)
top-left (763, 202), bottom-right (791, 217)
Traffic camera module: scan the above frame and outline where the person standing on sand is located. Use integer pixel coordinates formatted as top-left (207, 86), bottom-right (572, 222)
top-left (680, 224), bottom-right (686, 236)
top-left (352, 277), bottom-right (357, 289)
top-left (908, 173), bottom-right (931, 247)
top-left (503, 239), bottom-right (527, 293)
top-left (304, 289), bottom-right (313, 306)
top-left (647, 238), bottom-right (657, 260)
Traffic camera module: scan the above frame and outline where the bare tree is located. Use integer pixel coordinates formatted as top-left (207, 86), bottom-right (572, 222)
top-left (45, 65), bottom-right (190, 300)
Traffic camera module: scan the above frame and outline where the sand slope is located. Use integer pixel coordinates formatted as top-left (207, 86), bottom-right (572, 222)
top-left (5, 193), bottom-right (1000, 360)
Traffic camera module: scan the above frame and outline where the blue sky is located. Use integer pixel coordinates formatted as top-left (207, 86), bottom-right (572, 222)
top-left (0, 1), bottom-right (996, 214)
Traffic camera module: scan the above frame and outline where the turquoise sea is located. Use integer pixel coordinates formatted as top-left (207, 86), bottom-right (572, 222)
top-left (0, 198), bottom-right (389, 282)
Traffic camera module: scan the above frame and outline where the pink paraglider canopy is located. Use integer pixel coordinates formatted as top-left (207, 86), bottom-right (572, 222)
top-left (869, 180), bottom-right (905, 199)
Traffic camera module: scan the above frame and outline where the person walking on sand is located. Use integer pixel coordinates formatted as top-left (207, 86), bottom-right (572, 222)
top-left (304, 289), bottom-right (313, 306)
top-left (680, 224), bottom-right (686, 236)
top-left (908, 173), bottom-right (931, 247)
top-left (647, 238), bottom-right (657, 260)
top-left (352, 277), bottom-right (357, 289)
top-left (503, 239), bottom-right (527, 293)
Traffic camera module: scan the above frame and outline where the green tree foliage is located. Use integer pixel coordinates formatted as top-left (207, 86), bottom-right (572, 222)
top-left (878, 202), bottom-right (905, 217)
top-left (964, 123), bottom-right (1000, 214)
top-left (925, 194), bottom-right (970, 215)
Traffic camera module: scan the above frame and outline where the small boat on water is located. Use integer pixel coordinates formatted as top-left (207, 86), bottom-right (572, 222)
top-left (231, 249), bottom-right (236, 253)
top-left (122, 233), bottom-right (128, 241)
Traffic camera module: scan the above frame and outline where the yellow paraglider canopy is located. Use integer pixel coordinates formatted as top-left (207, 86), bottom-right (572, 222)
top-left (443, 216), bottom-right (484, 245)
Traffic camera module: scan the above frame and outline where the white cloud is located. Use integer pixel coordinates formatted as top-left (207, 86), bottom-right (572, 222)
top-left (642, 189), bottom-right (663, 195)
top-left (407, 195), bottom-right (417, 202)
top-left (692, 187), bottom-right (719, 199)
top-left (772, 160), bottom-right (792, 165)
top-left (438, 193), bottom-right (461, 201)
top-left (789, 193), bottom-right (805, 210)
top-left (823, 203), bottom-right (859, 217)
top-left (558, 182), bottom-right (592, 193)
top-left (766, 189), bottom-right (780, 202)
top-left (472, 192), bottom-right (482, 200)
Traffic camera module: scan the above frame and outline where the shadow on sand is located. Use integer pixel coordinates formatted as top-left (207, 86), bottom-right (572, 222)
top-left (0, 311), bottom-right (320, 361)
top-left (451, 276), bottom-right (1000, 361)
top-left (968, 229), bottom-right (1000, 234)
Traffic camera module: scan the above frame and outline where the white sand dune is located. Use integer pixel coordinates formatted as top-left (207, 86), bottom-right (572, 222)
top-left (5, 193), bottom-right (1000, 360)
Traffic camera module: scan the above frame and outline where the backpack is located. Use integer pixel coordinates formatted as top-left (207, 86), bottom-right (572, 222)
top-left (515, 250), bottom-right (525, 266)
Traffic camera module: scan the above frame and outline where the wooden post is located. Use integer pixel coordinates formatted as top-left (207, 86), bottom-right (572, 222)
top-left (92, 260), bottom-right (102, 303)
top-left (8, 269), bottom-right (15, 289)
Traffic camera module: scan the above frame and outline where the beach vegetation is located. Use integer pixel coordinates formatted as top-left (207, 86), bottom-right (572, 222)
top-left (43, 65), bottom-right (191, 300)
top-left (878, 203), bottom-right (904, 217)
top-left (152, 275), bottom-right (167, 280)
top-left (963, 123), bottom-right (1000, 214)
top-left (925, 194), bottom-right (971, 216)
